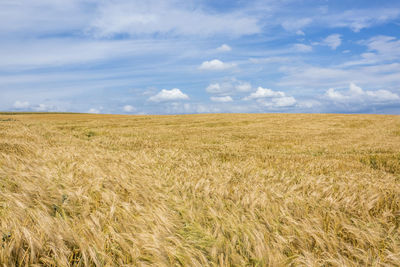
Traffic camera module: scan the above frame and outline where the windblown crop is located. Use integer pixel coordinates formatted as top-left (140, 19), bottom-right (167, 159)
top-left (0, 113), bottom-right (399, 266)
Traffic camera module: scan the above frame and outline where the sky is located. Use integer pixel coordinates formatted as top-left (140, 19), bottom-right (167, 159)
top-left (1, 0), bottom-right (400, 115)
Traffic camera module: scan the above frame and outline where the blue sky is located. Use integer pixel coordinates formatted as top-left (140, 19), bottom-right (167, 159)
top-left (1, 0), bottom-right (400, 114)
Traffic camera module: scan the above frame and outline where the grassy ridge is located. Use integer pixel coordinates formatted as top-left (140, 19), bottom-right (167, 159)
top-left (0, 113), bottom-right (399, 266)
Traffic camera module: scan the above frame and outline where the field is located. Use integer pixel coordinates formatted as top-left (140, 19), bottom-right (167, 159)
top-left (0, 113), bottom-right (399, 266)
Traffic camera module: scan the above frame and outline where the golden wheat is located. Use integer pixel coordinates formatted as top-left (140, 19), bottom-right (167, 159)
top-left (0, 113), bottom-right (399, 266)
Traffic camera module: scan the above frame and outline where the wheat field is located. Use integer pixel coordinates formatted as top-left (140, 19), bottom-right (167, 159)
top-left (0, 113), bottom-right (399, 266)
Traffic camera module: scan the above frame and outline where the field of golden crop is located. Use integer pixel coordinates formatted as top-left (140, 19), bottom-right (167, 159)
top-left (0, 113), bottom-right (399, 266)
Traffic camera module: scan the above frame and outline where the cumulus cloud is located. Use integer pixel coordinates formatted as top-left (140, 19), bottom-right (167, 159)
top-left (13, 101), bottom-right (59, 112)
top-left (148, 88), bottom-right (189, 102)
top-left (206, 83), bottom-right (224, 94)
top-left (205, 82), bottom-right (297, 110)
top-left (326, 88), bottom-right (343, 100)
top-left (13, 100), bottom-right (30, 109)
top-left (164, 102), bottom-right (221, 114)
top-left (274, 97), bottom-right (297, 107)
top-left (244, 87), bottom-right (296, 108)
top-left (293, 43), bottom-right (313, 52)
top-left (216, 44), bottom-right (232, 52)
top-left (199, 59), bottom-right (236, 71)
top-left (297, 100), bottom-right (322, 109)
top-left (88, 108), bottom-right (100, 114)
top-left (322, 34), bottom-right (342, 50)
top-left (258, 96), bottom-right (297, 107)
top-left (235, 82), bottom-right (252, 92)
top-left (326, 82), bottom-right (400, 103)
top-left (123, 105), bottom-right (135, 112)
top-left (34, 104), bottom-right (51, 112)
top-left (210, 96), bottom-right (233, 102)
top-left (205, 79), bottom-right (252, 95)
top-left (244, 87), bottom-right (285, 100)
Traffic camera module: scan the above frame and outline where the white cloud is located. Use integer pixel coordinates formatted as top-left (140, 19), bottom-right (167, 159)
top-left (165, 102), bottom-right (221, 114)
top-left (148, 88), bottom-right (189, 102)
top-left (123, 105), bottom-right (135, 112)
top-left (13, 101), bottom-right (59, 112)
top-left (278, 62), bottom-right (400, 90)
top-left (293, 43), bottom-right (313, 52)
top-left (274, 96), bottom-right (296, 107)
top-left (367, 36), bottom-right (400, 53)
top-left (0, 38), bottom-right (182, 69)
top-left (324, 8), bottom-right (400, 32)
top-left (365, 90), bottom-right (399, 100)
top-left (244, 87), bottom-right (297, 109)
top-left (326, 88), bottom-right (344, 100)
top-left (205, 79), bottom-right (252, 95)
top-left (199, 59), bottom-right (236, 71)
top-left (217, 44), bottom-right (232, 52)
top-left (249, 57), bottom-right (290, 64)
top-left (235, 82), bottom-right (252, 92)
top-left (296, 30), bottom-right (305, 36)
top-left (90, 0), bottom-right (261, 37)
top-left (206, 83), bottom-right (224, 94)
top-left (322, 34), bottom-right (342, 50)
top-left (349, 82), bottom-right (364, 95)
top-left (279, 8), bottom-right (400, 36)
top-left (33, 104), bottom-right (52, 112)
top-left (342, 36), bottom-right (400, 67)
top-left (13, 100), bottom-right (30, 109)
top-left (210, 96), bottom-right (233, 102)
top-left (298, 100), bottom-right (322, 109)
top-left (282, 18), bottom-right (312, 32)
top-left (244, 87), bottom-right (285, 100)
top-left (259, 96), bottom-right (297, 107)
top-left (326, 83), bottom-right (400, 103)
top-left (364, 36), bottom-right (400, 62)
top-left (0, 0), bottom-right (89, 36)
top-left (88, 108), bottom-right (100, 114)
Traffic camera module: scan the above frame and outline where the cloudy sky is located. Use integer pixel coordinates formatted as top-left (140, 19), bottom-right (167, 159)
top-left (1, 0), bottom-right (400, 114)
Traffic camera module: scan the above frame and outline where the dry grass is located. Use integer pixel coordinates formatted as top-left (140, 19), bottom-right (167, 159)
top-left (0, 113), bottom-right (399, 266)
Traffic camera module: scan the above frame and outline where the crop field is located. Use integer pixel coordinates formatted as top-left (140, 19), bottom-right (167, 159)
top-left (0, 113), bottom-right (399, 266)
